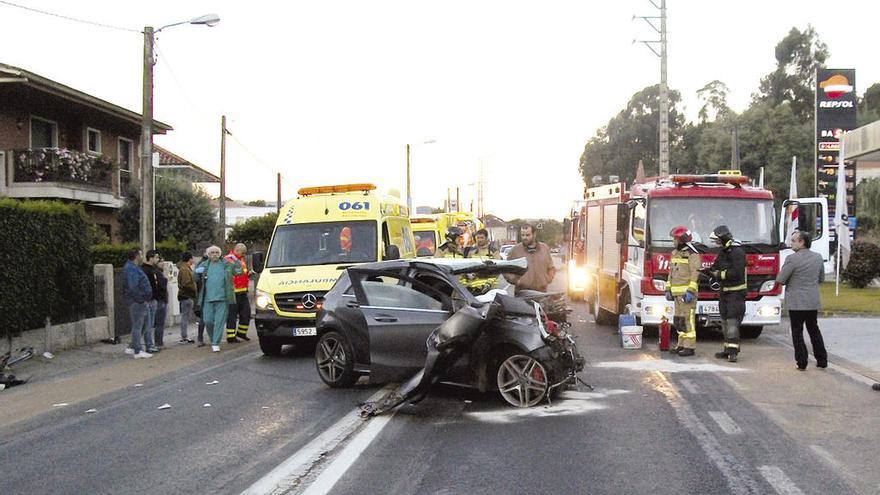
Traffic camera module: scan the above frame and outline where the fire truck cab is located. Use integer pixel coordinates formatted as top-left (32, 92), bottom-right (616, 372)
top-left (582, 172), bottom-right (828, 339)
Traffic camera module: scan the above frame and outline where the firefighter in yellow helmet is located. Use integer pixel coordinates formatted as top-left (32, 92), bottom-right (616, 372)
top-left (666, 226), bottom-right (700, 357)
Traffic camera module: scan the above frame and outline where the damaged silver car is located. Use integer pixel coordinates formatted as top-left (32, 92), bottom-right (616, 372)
top-left (314, 258), bottom-right (585, 410)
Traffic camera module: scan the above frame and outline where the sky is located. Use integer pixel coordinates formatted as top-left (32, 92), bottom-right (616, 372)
top-left (2, 0), bottom-right (879, 220)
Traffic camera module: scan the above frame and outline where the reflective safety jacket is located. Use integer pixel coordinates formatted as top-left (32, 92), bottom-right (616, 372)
top-left (224, 251), bottom-right (249, 293)
top-left (667, 245), bottom-right (700, 296)
top-left (710, 241), bottom-right (747, 292)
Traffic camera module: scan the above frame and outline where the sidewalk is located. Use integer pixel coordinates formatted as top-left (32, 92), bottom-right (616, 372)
top-left (0, 323), bottom-right (257, 429)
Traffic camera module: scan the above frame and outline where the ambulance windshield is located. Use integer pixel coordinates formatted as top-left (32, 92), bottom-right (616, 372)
top-left (267, 220), bottom-right (377, 267)
top-left (648, 198), bottom-right (777, 247)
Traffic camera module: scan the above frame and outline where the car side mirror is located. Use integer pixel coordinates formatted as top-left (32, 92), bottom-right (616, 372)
top-left (252, 252), bottom-right (265, 273)
top-left (384, 244), bottom-right (401, 261)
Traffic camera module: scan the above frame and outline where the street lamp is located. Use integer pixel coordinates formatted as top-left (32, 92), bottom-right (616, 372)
top-left (405, 139), bottom-right (436, 213)
top-left (140, 14), bottom-right (220, 253)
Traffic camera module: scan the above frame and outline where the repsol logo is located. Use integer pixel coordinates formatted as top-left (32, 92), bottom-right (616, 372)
top-left (819, 101), bottom-right (854, 108)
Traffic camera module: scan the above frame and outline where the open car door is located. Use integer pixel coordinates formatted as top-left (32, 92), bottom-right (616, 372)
top-left (349, 268), bottom-right (453, 384)
top-left (779, 198), bottom-right (830, 271)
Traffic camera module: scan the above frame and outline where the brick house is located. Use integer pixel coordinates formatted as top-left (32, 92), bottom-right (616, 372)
top-left (0, 62), bottom-right (172, 242)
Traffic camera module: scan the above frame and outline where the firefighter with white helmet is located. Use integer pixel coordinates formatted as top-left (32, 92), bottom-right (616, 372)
top-left (435, 226), bottom-right (466, 258)
top-left (666, 226), bottom-right (700, 357)
top-left (706, 225), bottom-right (747, 363)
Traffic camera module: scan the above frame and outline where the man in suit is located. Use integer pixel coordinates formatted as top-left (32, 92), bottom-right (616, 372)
top-left (776, 230), bottom-right (827, 371)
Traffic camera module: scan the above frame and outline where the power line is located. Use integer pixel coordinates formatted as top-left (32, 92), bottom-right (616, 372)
top-left (226, 132), bottom-right (295, 188)
top-left (0, 0), bottom-right (139, 33)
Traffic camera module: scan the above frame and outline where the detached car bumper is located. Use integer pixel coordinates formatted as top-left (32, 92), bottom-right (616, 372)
top-left (638, 295), bottom-right (782, 327)
top-left (255, 309), bottom-right (318, 341)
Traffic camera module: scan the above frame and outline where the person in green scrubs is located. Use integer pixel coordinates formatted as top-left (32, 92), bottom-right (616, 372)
top-left (194, 245), bottom-right (242, 352)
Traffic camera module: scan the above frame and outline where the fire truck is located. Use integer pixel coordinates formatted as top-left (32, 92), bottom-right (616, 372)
top-left (579, 171), bottom-right (829, 339)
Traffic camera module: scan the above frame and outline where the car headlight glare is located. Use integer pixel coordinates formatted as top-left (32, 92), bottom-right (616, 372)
top-left (256, 290), bottom-right (273, 310)
top-left (652, 279), bottom-right (667, 292)
top-left (759, 281), bottom-right (777, 293)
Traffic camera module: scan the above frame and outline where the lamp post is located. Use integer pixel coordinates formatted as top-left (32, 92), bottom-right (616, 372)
top-left (405, 139), bottom-right (436, 213)
top-left (140, 14), bottom-right (220, 254)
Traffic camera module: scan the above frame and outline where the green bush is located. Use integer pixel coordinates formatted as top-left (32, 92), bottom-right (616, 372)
top-left (227, 213), bottom-right (278, 251)
top-left (91, 239), bottom-right (188, 268)
top-left (843, 240), bottom-right (880, 289)
top-left (0, 199), bottom-right (93, 337)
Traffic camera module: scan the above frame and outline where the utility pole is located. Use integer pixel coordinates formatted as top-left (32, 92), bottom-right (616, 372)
top-left (277, 173), bottom-right (282, 215)
top-left (635, 0), bottom-right (669, 176)
top-left (446, 188), bottom-right (451, 213)
top-left (456, 187), bottom-right (460, 213)
top-left (731, 126), bottom-right (740, 170)
top-left (219, 115), bottom-right (227, 244)
top-left (140, 26), bottom-right (155, 254)
top-left (405, 143), bottom-right (412, 212)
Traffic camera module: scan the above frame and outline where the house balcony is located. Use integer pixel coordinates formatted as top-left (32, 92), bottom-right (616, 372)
top-left (3, 148), bottom-right (128, 207)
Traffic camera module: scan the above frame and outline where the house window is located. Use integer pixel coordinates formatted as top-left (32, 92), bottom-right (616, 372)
top-left (87, 128), bottom-right (102, 154)
top-left (118, 138), bottom-right (133, 171)
top-left (30, 116), bottom-right (58, 149)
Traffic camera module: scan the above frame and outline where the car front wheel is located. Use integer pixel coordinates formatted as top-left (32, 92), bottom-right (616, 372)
top-left (315, 331), bottom-right (357, 388)
top-left (496, 354), bottom-right (548, 407)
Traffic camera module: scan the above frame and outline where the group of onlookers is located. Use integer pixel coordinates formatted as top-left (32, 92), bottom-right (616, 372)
top-left (122, 243), bottom-right (251, 358)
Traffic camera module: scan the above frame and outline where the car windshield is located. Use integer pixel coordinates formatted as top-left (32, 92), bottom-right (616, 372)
top-left (267, 220), bottom-right (377, 267)
top-left (414, 230), bottom-right (437, 256)
top-left (648, 198), bottom-right (777, 247)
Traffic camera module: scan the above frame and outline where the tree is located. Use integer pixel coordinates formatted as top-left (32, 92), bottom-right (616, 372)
top-left (245, 199), bottom-right (267, 207)
top-left (227, 213), bottom-right (278, 250)
top-left (507, 218), bottom-right (564, 246)
top-left (119, 177), bottom-right (218, 249)
top-left (858, 82), bottom-right (880, 126)
top-left (697, 80), bottom-right (732, 124)
top-left (579, 84), bottom-right (687, 184)
top-left (757, 25), bottom-right (829, 120)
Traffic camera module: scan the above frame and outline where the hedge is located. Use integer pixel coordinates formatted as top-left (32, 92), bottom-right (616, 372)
top-left (0, 199), bottom-right (94, 337)
top-left (91, 239), bottom-right (188, 268)
top-left (843, 240), bottom-right (880, 289)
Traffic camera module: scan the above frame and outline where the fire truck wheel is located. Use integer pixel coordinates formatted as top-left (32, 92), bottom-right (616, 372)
top-left (741, 326), bottom-right (763, 339)
top-left (592, 287), bottom-right (615, 326)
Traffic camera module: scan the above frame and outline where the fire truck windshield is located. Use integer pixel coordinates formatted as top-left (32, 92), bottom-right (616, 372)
top-left (648, 198), bottom-right (778, 247)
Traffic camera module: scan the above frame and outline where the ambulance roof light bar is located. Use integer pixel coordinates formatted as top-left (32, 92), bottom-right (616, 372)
top-left (670, 171), bottom-right (748, 186)
top-left (298, 183), bottom-right (378, 196)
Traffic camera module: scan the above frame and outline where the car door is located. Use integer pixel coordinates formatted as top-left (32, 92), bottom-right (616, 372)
top-left (349, 268), bottom-right (452, 383)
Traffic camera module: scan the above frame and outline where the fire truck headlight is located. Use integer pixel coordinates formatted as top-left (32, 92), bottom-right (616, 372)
top-left (756, 305), bottom-right (780, 317)
top-left (652, 279), bottom-right (667, 292)
top-left (569, 265), bottom-right (588, 291)
top-left (759, 281), bottom-right (777, 293)
top-left (256, 290), bottom-right (273, 310)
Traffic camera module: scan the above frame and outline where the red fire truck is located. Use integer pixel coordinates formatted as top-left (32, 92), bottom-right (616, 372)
top-left (579, 171), bottom-right (829, 339)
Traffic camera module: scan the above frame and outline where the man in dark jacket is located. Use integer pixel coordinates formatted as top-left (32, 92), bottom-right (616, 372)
top-left (122, 248), bottom-right (154, 359)
top-left (142, 250), bottom-right (167, 350)
top-left (177, 252), bottom-right (197, 344)
top-left (777, 230), bottom-right (827, 370)
top-left (707, 225), bottom-right (746, 363)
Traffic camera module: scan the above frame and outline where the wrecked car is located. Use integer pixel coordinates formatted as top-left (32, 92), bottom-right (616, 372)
top-left (314, 257), bottom-right (584, 408)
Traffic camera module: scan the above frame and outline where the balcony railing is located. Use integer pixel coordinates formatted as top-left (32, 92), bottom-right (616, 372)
top-left (13, 148), bottom-right (114, 191)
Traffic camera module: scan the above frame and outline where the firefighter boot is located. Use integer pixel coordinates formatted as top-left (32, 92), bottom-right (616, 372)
top-left (715, 320), bottom-right (729, 359)
top-left (726, 318), bottom-right (741, 363)
top-left (226, 327), bottom-right (238, 344)
top-left (677, 348), bottom-right (695, 357)
top-left (728, 348), bottom-right (739, 363)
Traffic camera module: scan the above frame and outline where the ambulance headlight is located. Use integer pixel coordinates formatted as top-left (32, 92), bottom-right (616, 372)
top-left (256, 290), bottom-right (273, 310)
top-left (759, 281), bottom-right (777, 293)
top-left (652, 279), bottom-right (667, 292)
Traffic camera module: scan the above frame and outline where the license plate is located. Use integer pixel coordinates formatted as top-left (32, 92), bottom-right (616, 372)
top-left (700, 303), bottom-right (719, 315)
top-left (293, 327), bottom-right (317, 337)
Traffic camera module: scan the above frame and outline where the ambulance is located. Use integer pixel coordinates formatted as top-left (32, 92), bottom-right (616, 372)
top-left (251, 183), bottom-right (417, 355)
top-left (411, 214), bottom-right (441, 256)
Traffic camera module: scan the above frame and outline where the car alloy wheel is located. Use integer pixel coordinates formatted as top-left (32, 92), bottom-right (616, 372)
top-left (315, 331), bottom-right (356, 387)
top-left (497, 354), bottom-right (548, 407)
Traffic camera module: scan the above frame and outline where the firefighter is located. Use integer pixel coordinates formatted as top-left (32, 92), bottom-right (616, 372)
top-left (706, 225), bottom-right (746, 363)
top-left (466, 229), bottom-right (500, 259)
top-left (435, 227), bottom-right (466, 258)
top-left (665, 226), bottom-right (700, 357)
top-left (224, 243), bottom-right (251, 343)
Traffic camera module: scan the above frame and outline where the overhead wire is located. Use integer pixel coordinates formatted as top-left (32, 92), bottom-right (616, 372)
top-left (0, 0), bottom-right (140, 33)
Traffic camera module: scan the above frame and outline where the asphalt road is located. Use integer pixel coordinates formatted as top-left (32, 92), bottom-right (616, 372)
top-left (2, 269), bottom-right (879, 494)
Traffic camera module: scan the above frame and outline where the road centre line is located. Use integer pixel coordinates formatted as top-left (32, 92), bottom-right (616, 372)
top-left (241, 385), bottom-right (395, 495)
top-left (679, 378), bottom-right (702, 394)
top-left (300, 409), bottom-right (397, 495)
top-left (708, 411), bottom-right (743, 435)
top-left (651, 372), bottom-right (762, 494)
top-left (722, 375), bottom-right (747, 391)
top-left (758, 466), bottom-right (805, 495)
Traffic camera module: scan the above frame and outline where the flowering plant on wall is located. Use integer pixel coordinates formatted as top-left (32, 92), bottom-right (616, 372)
top-left (14, 148), bottom-right (114, 187)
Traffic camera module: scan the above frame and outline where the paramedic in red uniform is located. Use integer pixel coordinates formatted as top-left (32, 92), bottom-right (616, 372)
top-left (225, 243), bottom-right (251, 343)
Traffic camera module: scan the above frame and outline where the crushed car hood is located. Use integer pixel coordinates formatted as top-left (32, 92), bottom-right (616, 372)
top-left (412, 256), bottom-right (528, 276)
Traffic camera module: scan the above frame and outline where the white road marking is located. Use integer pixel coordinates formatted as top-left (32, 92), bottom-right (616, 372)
top-left (595, 360), bottom-right (749, 374)
top-left (766, 334), bottom-right (878, 387)
top-left (755, 403), bottom-right (788, 426)
top-left (464, 389), bottom-right (630, 424)
top-left (651, 373), bottom-right (762, 495)
top-left (241, 385), bottom-right (394, 495)
top-left (679, 378), bottom-right (702, 394)
top-left (708, 411), bottom-right (742, 435)
top-left (300, 411), bottom-right (397, 495)
top-left (758, 466), bottom-right (805, 495)
top-left (809, 445), bottom-right (843, 470)
top-left (722, 375), bottom-right (747, 391)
